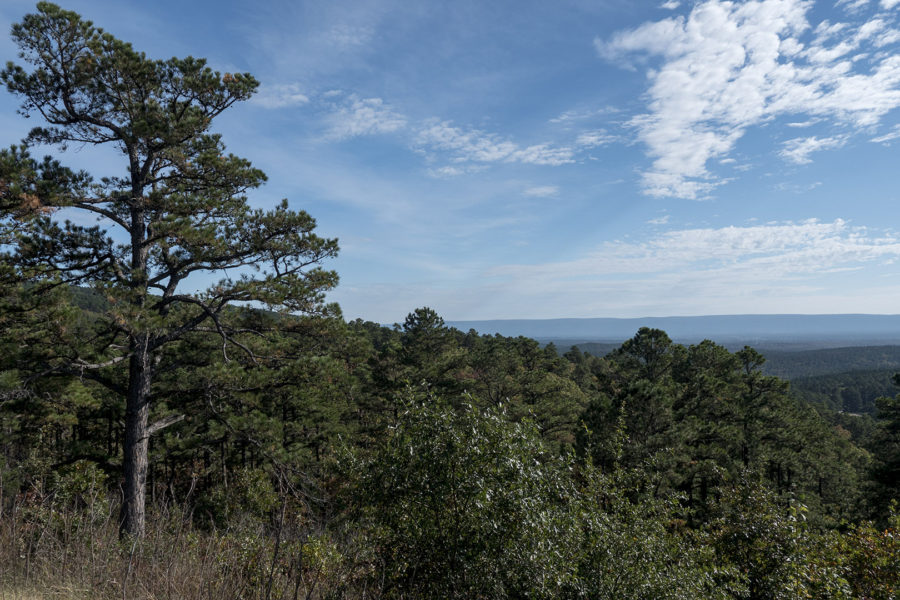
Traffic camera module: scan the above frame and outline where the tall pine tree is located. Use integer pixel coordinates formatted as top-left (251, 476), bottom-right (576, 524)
top-left (0, 3), bottom-right (338, 537)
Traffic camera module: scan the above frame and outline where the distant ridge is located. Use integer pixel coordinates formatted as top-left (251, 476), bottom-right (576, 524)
top-left (446, 314), bottom-right (900, 345)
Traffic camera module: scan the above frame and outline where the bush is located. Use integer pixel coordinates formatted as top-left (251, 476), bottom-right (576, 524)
top-left (709, 476), bottom-right (853, 599)
top-left (345, 396), bottom-right (580, 598)
top-left (571, 463), bottom-right (736, 600)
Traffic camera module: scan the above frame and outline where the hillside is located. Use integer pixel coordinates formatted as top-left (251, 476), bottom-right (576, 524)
top-left (761, 346), bottom-right (900, 379)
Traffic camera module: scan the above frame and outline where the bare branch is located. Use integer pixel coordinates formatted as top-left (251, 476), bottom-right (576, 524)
top-left (145, 413), bottom-right (185, 438)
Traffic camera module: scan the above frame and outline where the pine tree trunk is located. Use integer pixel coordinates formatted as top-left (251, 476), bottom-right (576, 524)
top-left (120, 173), bottom-right (152, 539)
top-left (120, 335), bottom-right (152, 538)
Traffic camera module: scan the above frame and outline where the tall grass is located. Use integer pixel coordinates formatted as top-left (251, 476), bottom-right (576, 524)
top-left (0, 483), bottom-right (359, 600)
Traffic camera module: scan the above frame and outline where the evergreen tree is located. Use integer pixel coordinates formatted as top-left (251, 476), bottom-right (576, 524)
top-left (0, 3), bottom-right (338, 537)
top-left (869, 389), bottom-right (900, 515)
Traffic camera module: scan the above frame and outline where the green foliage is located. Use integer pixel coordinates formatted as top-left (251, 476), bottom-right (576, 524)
top-left (572, 463), bottom-right (736, 600)
top-left (762, 346), bottom-right (900, 380)
top-left (868, 394), bottom-right (900, 514)
top-left (345, 396), bottom-right (579, 598)
top-left (197, 467), bottom-right (279, 528)
top-left (1, 2), bottom-right (340, 536)
top-left (836, 506), bottom-right (900, 599)
top-left (791, 369), bottom-right (899, 414)
top-left (577, 330), bottom-right (868, 524)
top-left (0, 289), bottom-right (898, 596)
top-left (342, 392), bottom-right (778, 600)
top-left (709, 476), bottom-right (852, 599)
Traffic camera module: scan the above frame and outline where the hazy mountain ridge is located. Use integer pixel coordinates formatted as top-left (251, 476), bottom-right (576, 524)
top-left (447, 314), bottom-right (900, 346)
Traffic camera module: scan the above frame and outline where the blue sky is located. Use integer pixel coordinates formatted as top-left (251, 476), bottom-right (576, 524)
top-left (3, 0), bottom-right (900, 321)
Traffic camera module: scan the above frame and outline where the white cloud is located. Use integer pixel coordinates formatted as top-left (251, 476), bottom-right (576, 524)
top-left (883, 0), bottom-right (900, 9)
top-left (251, 83), bottom-right (310, 109)
top-left (416, 120), bottom-right (575, 166)
top-left (548, 106), bottom-right (620, 124)
top-left (334, 218), bottom-right (900, 320)
top-left (427, 166), bottom-right (466, 178)
top-left (427, 218), bottom-right (900, 318)
top-left (837, 0), bottom-right (873, 12)
top-left (871, 123), bottom-right (900, 142)
top-left (323, 23), bottom-right (374, 48)
top-left (648, 214), bottom-right (671, 224)
top-left (316, 96), bottom-right (583, 173)
top-left (510, 144), bottom-right (576, 166)
top-left (576, 130), bottom-right (616, 148)
top-left (524, 185), bottom-right (560, 197)
top-left (425, 164), bottom-right (488, 178)
top-left (418, 121), bottom-right (517, 161)
top-left (490, 219), bottom-right (900, 294)
top-left (549, 109), bottom-right (586, 123)
top-left (325, 96), bottom-right (407, 140)
top-left (661, 1), bottom-right (681, 9)
top-left (774, 180), bottom-right (823, 193)
top-left (779, 135), bottom-right (848, 164)
top-left (598, 0), bottom-right (900, 198)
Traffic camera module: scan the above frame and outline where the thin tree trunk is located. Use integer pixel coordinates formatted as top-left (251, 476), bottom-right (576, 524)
top-left (120, 335), bottom-right (152, 538)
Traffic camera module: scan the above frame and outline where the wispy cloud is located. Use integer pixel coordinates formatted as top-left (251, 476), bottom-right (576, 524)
top-left (774, 180), bottom-right (823, 193)
top-left (838, 0), bottom-right (900, 11)
top-left (779, 135), bottom-right (848, 164)
top-left (598, 0), bottom-right (900, 198)
top-left (871, 123), bottom-right (900, 143)
top-left (425, 164), bottom-right (490, 178)
top-left (347, 219), bottom-right (900, 319)
top-left (550, 109), bottom-right (590, 123)
top-left (524, 185), bottom-right (560, 197)
top-left (324, 96), bottom-right (407, 140)
top-left (648, 214), bottom-right (671, 224)
top-left (251, 83), bottom-right (310, 109)
top-left (314, 94), bottom-right (591, 173)
top-left (479, 219), bottom-right (900, 315)
top-left (323, 23), bottom-right (374, 49)
top-left (576, 130), bottom-right (616, 148)
top-left (427, 165), bottom-right (467, 178)
top-left (548, 106), bottom-right (620, 124)
top-left (836, 0), bottom-right (874, 14)
top-left (493, 219), bottom-right (900, 280)
top-left (416, 120), bottom-right (575, 166)
top-left (787, 119), bottom-right (819, 128)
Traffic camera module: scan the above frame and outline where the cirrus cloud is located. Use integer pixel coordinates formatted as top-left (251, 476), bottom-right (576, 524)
top-left (492, 218), bottom-right (900, 281)
top-left (348, 218), bottom-right (900, 320)
top-left (416, 120), bottom-right (576, 167)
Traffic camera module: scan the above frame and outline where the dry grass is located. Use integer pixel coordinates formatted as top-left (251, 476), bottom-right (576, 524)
top-left (0, 492), bottom-right (360, 600)
top-left (0, 585), bottom-right (90, 600)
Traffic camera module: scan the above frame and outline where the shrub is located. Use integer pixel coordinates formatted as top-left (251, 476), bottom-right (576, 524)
top-left (345, 396), bottom-right (580, 598)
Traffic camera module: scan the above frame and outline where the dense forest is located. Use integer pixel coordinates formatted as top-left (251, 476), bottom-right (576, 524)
top-left (761, 346), bottom-right (900, 380)
top-left (1, 4), bottom-right (899, 599)
top-left (570, 340), bottom-right (900, 417)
